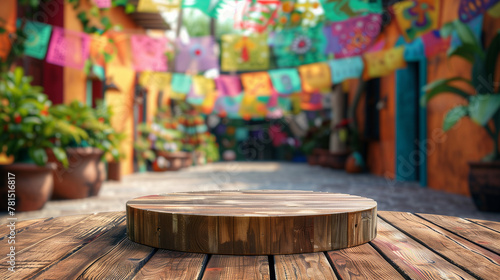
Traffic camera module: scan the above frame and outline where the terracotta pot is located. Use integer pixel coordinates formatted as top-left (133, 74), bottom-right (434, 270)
top-left (469, 161), bottom-right (500, 212)
top-left (47, 148), bottom-right (106, 200)
top-left (155, 151), bottom-right (186, 171)
top-left (345, 154), bottom-right (363, 173)
top-left (183, 153), bottom-right (193, 168)
top-left (307, 154), bottom-right (318, 166)
top-left (107, 161), bottom-right (121, 181)
top-left (0, 163), bottom-right (55, 211)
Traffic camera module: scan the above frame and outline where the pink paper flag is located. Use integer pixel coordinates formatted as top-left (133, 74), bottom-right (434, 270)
top-left (94, 0), bottom-right (111, 8)
top-left (215, 75), bottom-right (242, 97)
top-left (130, 35), bottom-right (168, 72)
top-left (324, 14), bottom-right (382, 58)
top-left (46, 27), bottom-right (90, 70)
top-left (422, 30), bottom-right (450, 58)
top-left (175, 36), bottom-right (219, 72)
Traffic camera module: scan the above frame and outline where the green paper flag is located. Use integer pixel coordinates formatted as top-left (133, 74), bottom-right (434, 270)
top-left (171, 74), bottom-right (192, 94)
top-left (182, 0), bottom-right (226, 18)
top-left (272, 24), bottom-right (326, 68)
top-left (320, 0), bottom-right (382, 22)
top-left (269, 69), bottom-right (302, 95)
top-left (18, 20), bottom-right (52, 60)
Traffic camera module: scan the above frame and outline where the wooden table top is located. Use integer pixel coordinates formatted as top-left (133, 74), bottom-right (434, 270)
top-left (1, 211), bottom-right (500, 279)
top-left (127, 191), bottom-right (377, 255)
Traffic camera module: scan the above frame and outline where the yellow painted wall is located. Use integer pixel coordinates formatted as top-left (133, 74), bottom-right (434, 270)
top-left (63, 1), bottom-right (145, 176)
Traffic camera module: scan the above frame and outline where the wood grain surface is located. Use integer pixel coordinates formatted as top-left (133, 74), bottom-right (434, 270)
top-left (2, 211), bottom-right (500, 279)
top-left (126, 190), bottom-right (377, 255)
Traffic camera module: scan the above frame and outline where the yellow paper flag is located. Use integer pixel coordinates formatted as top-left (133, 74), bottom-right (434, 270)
top-left (364, 47), bottom-right (406, 79)
top-left (137, 0), bottom-right (181, 12)
top-left (240, 72), bottom-right (274, 97)
top-left (298, 63), bottom-right (332, 93)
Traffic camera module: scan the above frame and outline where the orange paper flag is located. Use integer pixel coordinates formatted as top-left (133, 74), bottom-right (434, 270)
top-left (298, 63), bottom-right (332, 93)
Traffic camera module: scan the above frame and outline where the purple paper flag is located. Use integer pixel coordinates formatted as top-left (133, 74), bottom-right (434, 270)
top-left (459, 0), bottom-right (500, 23)
top-left (324, 14), bottom-right (382, 58)
top-left (46, 27), bottom-right (90, 70)
top-left (94, 0), bottom-right (111, 8)
top-left (215, 75), bottom-right (242, 97)
top-left (175, 36), bottom-right (219, 72)
top-left (130, 35), bottom-right (168, 72)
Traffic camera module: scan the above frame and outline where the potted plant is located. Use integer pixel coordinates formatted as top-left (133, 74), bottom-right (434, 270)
top-left (422, 21), bottom-right (500, 212)
top-left (0, 68), bottom-right (84, 210)
top-left (94, 100), bottom-right (126, 181)
top-left (134, 123), bottom-right (155, 172)
top-left (48, 100), bottom-right (119, 199)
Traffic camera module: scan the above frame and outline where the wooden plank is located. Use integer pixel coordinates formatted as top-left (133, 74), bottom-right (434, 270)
top-left (0, 214), bottom-right (88, 257)
top-left (467, 218), bottom-right (500, 233)
top-left (371, 218), bottom-right (475, 279)
top-left (419, 213), bottom-right (500, 255)
top-left (127, 191), bottom-right (377, 255)
top-left (27, 221), bottom-right (128, 279)
top-left (202, 255), bottom-right (270, 280)
top-left (327, 243), bottom-right (405, 280)
top-left (134, 250), bottom-right (207, 280)
top-left (0, 217), bottom-right (46, 237)
top-left (380, 211), bottom-right (500, 280)
top-left (77, 238), bottom-right (156, 279)
top-left (0, 212), bottom-right (125, 279)
top-left (274, 252), bottom-right (337, 280)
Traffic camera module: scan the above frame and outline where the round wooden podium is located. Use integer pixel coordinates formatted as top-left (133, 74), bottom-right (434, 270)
top-left (126, 190), bottom-right (377, 255)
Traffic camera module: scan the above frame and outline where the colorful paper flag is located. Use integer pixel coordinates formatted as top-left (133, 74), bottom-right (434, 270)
top-left (404, 37), bottom-right (425, 61)
top-left (422, 30), bottom-right (450, 58)
top-left (130, 35), bottom-right (168, 72)
top-left (300, 92), bottom-right (323, 111)
top-left (188, 76), bottom-right (215, 105)
top-left (320, 0), bottom-right (383, 22)
top-left (182, 0), bottom-right (226, 18)
top-left (18, 20), bottom-right (52, 60)
top-left (221, 34), bottom-right (269, 71)
top-left (215, 75), bottom-right (242, 97)
top-left (171, 73), bottom-right (192, 100)
top-left (94, 0), bottom-right (111, 8)
top-left (240, 72), bottom-right (274, 97)
top-left (239, 94), bottom-right (268, 118)
top-left (272, 24), bottom-right (326, 67)
top-left (139, 72), bottom-right (172, 90)
top-left (364, 47), bottom-right (406, 78)
top-left (324, 14), bottom-right (382, 58)
top-left (214, 94), bottom-right (244, 117)
top-left (175, 36), bottom-right (219, 73)
top-left (298, 63), bottom-right (332, 93)
top-left (393, 0), bottom-right (440, 42)
top-left (46, 27), bottom-right (90, 70)
top-left (328, 56), bottom-right (364, 84)
top-left (269, 69), bottom-right (302, 95)
top-left (234, 0), bottom-right (280, 33)
top-left (459, 0), bottom-right (500, 22)
top-left (137, 0), bottom-right (181, 12)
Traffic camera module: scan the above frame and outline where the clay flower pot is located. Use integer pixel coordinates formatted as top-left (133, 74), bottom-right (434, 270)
top-left (107, 161), bottom-right (121, 181)
top-left (155, 151), bottom-right (186, 171)
top-left (469, 161), bottom-right (500, 212)
top-left (0, 163), bottom-right (56, 211)
top-left (47, 147), bottom-right (106, 199)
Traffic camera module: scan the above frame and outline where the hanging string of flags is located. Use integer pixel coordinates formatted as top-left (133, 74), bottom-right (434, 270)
top-left (6, 0), bottom-right (498, 119)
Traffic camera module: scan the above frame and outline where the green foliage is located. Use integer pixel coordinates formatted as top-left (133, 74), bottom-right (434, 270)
top-left (0, 68), bottom-right (84, 167)
top-left (49, 100), bottom-right (124, 161)
top-left (423, 21), bottom-right (500, 161)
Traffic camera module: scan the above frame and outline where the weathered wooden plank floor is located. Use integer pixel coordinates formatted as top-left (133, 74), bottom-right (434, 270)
top-left (1, 211), bottom-right (500, 279)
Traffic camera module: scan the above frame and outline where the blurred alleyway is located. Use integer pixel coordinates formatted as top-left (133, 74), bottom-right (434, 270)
top-left (3, 162), bottom-right (500, 222)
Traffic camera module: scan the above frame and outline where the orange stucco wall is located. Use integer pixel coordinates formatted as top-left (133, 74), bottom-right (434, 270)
top-left (360, 1), bottom-right (500, 195)
top-left (63, 0), bottom-right (144, 176)
top-left (425, 3), bottom-right (500, 195)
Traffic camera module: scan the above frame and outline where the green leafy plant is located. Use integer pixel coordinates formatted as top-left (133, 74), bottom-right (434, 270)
top-left (0, 67), bottom-right (85, 166)
top-left (422, 20), bottom-right (500, 161)
top-left (134, 123), bottom-right (155, 168)
top-left (50, 100), bottom-right (121, 161)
